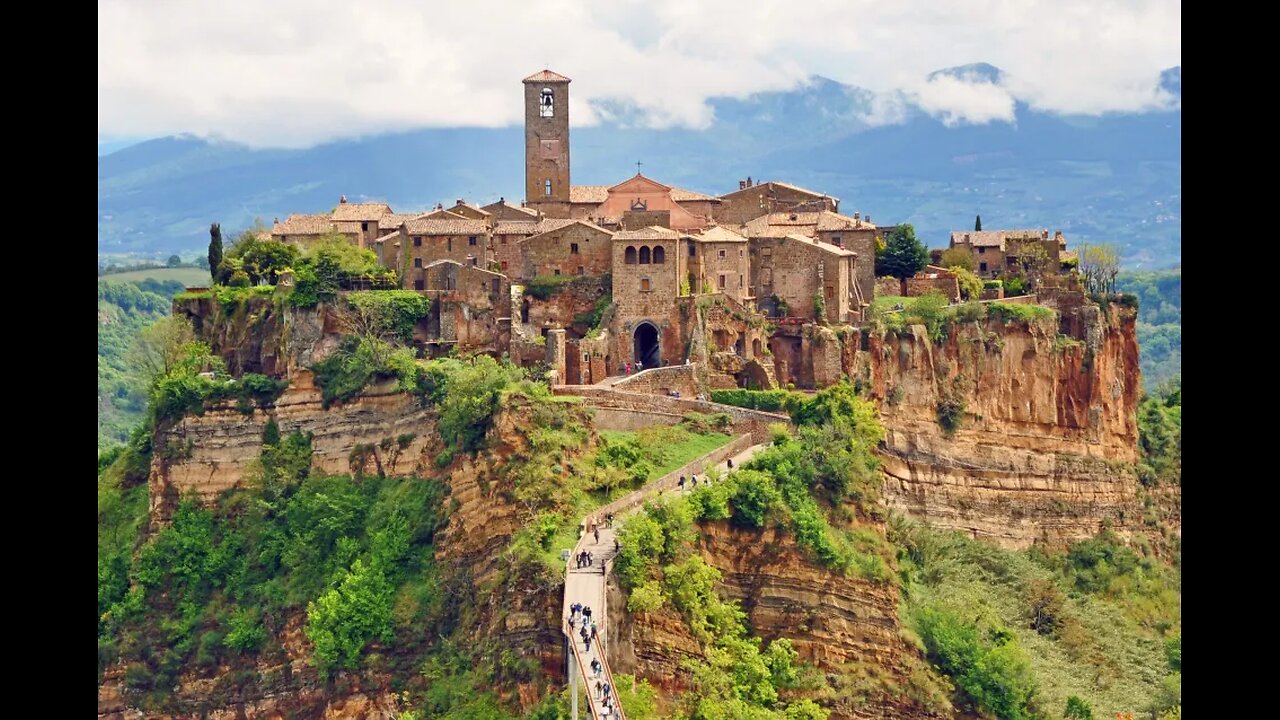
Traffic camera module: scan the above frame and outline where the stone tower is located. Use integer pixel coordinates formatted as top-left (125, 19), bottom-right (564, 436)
top-left (523, 69), bottom-right (572, 218)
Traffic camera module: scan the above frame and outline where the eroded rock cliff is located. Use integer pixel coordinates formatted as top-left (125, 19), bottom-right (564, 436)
top-left (609, 523), bottom-right (946, 720)
top-left (864, 303), bottom-right (1143, 548)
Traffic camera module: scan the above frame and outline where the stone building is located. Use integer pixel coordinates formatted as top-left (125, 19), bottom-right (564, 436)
top-left (272, 213), bottom-right (350, 249)
top-left (330, 197), bottom-right (394, 248)
top-left (419, 260), bottom-right (510, 355)
top-left (492, 217), bottom-right (578, 275)
top-left (740, 210), bottom-right (877, 306)
top-left (611, 226), bottom-right (685, 369)
top-left (715, 179), bottom-right (839, 225)
top-left (518, 220), bottom-right (613, 281)
top-left (482, 198), bottom-right (540, 221)
top-left (689, 225), bottom-right (751, 303)
top-left (905, 265), bottom-right (961, 302)
top-left (397, 216), bottom-right (492, 290)
top-left (523, 70), bottom-right (573, 218)
top-left (749, 233), bottom-right (861, 324)
top-left (948, 229), bottom-right (1066, 279)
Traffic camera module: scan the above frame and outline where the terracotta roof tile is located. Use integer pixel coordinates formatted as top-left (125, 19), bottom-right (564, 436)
top-left (783, 233), bottom-right (855, 257)
top-left (493, 220), bottom-right (539, 235)
top-left (570, 185), bottom-right (609, 204)
top-left (331, 202), bottom-right (393, 221)
top-left (950, 229), bottom-right (1045, 248)
top-left (272, 213), bottom-right (335, 236)
top-left (670, 186), bottom-right (719, 202)
top-left (720, 181), bottom-right (838, 203)
top-left (695, 226), bottom-right (748, 244)
top-left (613, 226), bottom-right (680, 241)
top-left (378, 213), bottom-right (425, 231)
top-left (403, 217), bottom-right (490, 235)
top-left (523, 69), bottom-right (572, 83)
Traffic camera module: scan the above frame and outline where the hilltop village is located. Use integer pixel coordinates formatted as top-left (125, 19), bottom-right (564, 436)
top-left (262, 69), bottom-right (1082, 390)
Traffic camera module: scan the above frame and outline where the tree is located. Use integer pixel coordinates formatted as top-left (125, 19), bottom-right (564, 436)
top-left (951, 267), bottom-right (983, 301)
top-left (1064, 695), bottom-right (1094, 719)
top-left (167, 254), bottom-right (183, 268)
top-left (1079, 243), bottom-right (1120, 295)
top-left (235, 237), bottom-right (299, 285)
top-left (1017, 241), bottom-right (1052, 278)
top-left (975, 214), bottom-right (983, 231)
top-left (130, 316), bottom-right (196, 385)
top-left (940, 247), bottom-right (975, 271)
top-left (208, 223), bottom-right (223, 284)
top-left (875, 224), bottom-right (929, 280)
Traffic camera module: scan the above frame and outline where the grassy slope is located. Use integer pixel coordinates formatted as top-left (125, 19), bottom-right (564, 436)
top-left (100, 267), bottom-right (211, 286)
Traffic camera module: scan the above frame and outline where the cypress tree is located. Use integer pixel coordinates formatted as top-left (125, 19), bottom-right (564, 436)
top-left (975, 214), bottom-right (983, 231)
top-left (208, 223), bottom-right (223, 284)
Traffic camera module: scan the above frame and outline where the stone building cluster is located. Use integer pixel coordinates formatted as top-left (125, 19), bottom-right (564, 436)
top-left (264, 68), bottom-right (1078, 389)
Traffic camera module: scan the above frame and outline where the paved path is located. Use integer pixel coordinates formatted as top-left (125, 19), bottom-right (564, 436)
top-left (561, 442), bottom-right (767, 719)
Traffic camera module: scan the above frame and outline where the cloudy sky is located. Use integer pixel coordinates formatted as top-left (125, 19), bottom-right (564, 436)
top-left (98, 0), bottom-right (1180, 149)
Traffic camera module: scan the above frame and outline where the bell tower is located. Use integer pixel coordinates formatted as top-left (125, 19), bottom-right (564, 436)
top-left (523, 69), bottom-right (571, 217)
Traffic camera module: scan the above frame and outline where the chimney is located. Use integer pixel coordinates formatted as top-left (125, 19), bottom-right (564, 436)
top-left (273, 217), bottom-right (279, 224)
top-left (746, 176), bottom-right (753, 187)
top-left (436, 203), bottom-right (443, 210)
top-left (339, 195), bottom-right (348, 204)
top-left (739, 180), bottom-right (747, 190)
top-left (499, 196), bottom-right (505, 204)
top-left (964, 233), bottom-right (970, 242)
top-left (456, 198), bottom-right (464, 206)
top-left (853, 212), bottom-right (860, 220)
top-left (866, 215), bottom-right (871, 224)
top-left (1042, 229), bottom-right (1049, 240)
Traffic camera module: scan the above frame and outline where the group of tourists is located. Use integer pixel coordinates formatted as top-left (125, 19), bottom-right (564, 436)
top-left (568, 603), bottom-right (599, 653)
top-left (575, 550), bottom-right (594, 569)
top-left (677, 457), bottom-right (736, 493)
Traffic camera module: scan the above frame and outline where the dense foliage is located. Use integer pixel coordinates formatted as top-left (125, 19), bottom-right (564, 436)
top-left (894, 520), bottom-right (1181, 719)
top-left (612, 384), bottom-right (894, 718)
top-left (98, 278), bottom-right (188, 448)
top-left (1116, 268), bottom-right (1181, 388)
top-left (1137, 378), bottom-right (1181, 486)
top-left (875, 224), bottom-right (929, 280)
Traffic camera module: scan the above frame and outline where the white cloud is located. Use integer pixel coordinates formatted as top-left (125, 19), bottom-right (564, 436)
top-left (910, 75), bottom-right (1017, 127)
top-left (97, 0), bottom-right (1181, 147)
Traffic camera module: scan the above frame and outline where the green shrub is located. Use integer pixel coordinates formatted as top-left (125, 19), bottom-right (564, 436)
top-left (524, 274), bottom-right (574, 300)
top-left (224, 607), bottom-right (266, 652)
top-left (915, 605), bottom-right (1038, 720)
top-left (1065, 695), bottom-right (1094, 719)
top-left (728, 470), bottom-right (783, 529)
top-left (986, 302), bottom-right (1053, 324)
top-left (346, 291), bottom-right (431, 343)
top-left (937, 396), bottom-right (965, 434)
top-left (305, 558), bottom-right (395, 674)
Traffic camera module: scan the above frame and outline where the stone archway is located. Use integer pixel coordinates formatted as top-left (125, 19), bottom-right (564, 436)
top-left (633, 321), bottom-right (660, 369)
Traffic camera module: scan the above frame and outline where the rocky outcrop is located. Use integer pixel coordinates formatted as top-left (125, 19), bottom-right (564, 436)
top-left (148, 370), bottom-right (439, 523)
top-left (174, 294), bottom-right (343, 377)
top-left (863, 303), bottom-right (1143, 548)
top-left (609, 523), bottom-right (946, 720)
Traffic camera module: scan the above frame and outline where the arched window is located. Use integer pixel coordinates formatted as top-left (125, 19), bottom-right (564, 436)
top-left (544, 179), bottom-right (552, 196)
top-left (540, 88), bottom-right (554, 117)
top-left (639, 246), bottom-right (651, 264)
top-left (624, 246), bottom-right (637, 264)
top-left (653, 246), bottom-right (665, 264)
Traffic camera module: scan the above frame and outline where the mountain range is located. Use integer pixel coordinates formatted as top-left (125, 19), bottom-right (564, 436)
top-left (97, 64), bottom-right (1180, 268)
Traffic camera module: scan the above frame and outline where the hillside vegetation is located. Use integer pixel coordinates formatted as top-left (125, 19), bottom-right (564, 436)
top-left (1116, 269), bottom-right (1181, 389)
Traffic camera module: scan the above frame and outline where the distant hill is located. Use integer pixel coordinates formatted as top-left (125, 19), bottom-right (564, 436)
top-left (98, 65), bottom-right (1180, 268)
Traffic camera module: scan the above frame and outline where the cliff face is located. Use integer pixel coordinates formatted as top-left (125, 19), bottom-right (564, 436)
top-left (609, 524), bottom-right (946, 720)
top-left (862, 303), bottom-right (1143, 548)
top-left (173, 295), bottom-right (342, 377)
top-left (149, 370), bottom-right (439, 523)
top-left (106, 392), bottom-right (583, 719)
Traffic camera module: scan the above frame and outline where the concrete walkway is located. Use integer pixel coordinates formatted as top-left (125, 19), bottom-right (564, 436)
top-left (561, 441), bottom-right (767, 719)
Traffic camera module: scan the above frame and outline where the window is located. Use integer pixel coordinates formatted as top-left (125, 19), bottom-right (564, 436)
top-left (583, 353), bottom-right (590, 362)
top-left (653, 246), bottom-right (665, 264)
top-left (492, 278), bottom-right (500, 293)
top-left (413, 279), bottom-right (424, 291)
top-left (825, 286), bottom-right (834, 299)
top-left (361, 222), bottom-right (368, 232)
top-left (553, 269), bottom-right (561, 276)
top-left (739, 274), bottom-right (744, 288)
top-left (447, 238), bottom-right (453, 251)
top-left (544, 179), bottom-right (553, 196)
top-left (501, 261), bottom-right (509, 271)
top-left (979, 262), bottom-right (988, 273)
top-left (1007, 256), bottom-right (1017, 267)
top-left (641, 278), bottom-right (651, 291)
top-left (718, 274), bottom-right (726, 289)
top-left (718, 249), bottom-right (726, 258)
top-left (468, 235), bottom-right (477, 246)
top-left (625, 246), bottom-right (637, 264)
top-left (689, 244), bottom-right (697, 256)
top-left (740, 249), bottom-right (744, 257)
top-left (469, 257), bottom-right (477, 267)
top-left (501, 235), bottom-right (507, 244)
top-left (540, 87), bottom-right (554, 117)
top-left (639, 246), bottom-right (651, 264)
top-left (830, 234), bottom-right (841, 245)
top-left (413, 236), bottom-right (422, 247)
top-left (577, 266), bottom-right (585, 276)
top-left (571, 243), bottom-right (579, 255)
top-left (414, 257), bottom-right (423, 268)
top-left (979, 247), bottom-right (986, 255)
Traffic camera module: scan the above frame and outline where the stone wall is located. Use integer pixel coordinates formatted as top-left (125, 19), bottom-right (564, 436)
top-left (553, 385), bottom-right (790, 443)
top-left (905, 271), bottom-right (960, 302)
top-left (875, 276), bottom-right (905, 298)
top-left (595, 434), bottom-right (754, 519)
top-left (519, 223), bottom-right (612, 281)
top-left (610, 364), bottom-right (700, 397)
